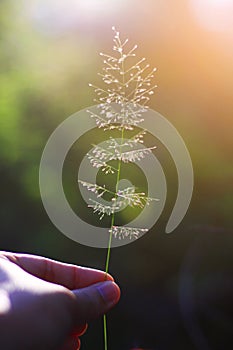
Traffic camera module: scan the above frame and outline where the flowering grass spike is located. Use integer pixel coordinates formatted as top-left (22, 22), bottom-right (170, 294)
top-left (78, 27), bottom-right (158, 350)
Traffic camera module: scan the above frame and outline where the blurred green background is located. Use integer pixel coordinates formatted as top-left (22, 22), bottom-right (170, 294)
top-left (0, 0), bottom-right (233, 349)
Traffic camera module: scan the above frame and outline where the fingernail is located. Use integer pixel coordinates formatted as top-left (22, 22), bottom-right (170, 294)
top-left (97, 281), bottom-right (120, 304)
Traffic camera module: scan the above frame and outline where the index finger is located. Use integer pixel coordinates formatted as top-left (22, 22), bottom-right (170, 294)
top-left (0, 251), bottom-right (113, 290)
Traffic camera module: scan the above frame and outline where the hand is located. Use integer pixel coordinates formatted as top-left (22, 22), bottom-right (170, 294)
top-left (0, 251), bottom-right (120, 350)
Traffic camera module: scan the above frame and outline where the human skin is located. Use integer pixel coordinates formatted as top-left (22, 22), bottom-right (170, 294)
top-left (0, 251), bottom-right (120, 350)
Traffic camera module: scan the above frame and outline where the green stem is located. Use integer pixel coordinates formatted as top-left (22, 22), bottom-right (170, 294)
top-left (103, 48), bottom-right (125, 350)
top-left (103, 127), bottom-right (124, 350)
top-left (103, 314), bottom-right (108, 350)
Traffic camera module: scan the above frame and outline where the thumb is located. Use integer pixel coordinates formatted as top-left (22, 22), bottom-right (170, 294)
top-left (71, 281), bottom-right (120, 326)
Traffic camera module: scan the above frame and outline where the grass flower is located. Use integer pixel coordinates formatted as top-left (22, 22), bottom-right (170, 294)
top-left (79, 27), bottom-right (158, 350)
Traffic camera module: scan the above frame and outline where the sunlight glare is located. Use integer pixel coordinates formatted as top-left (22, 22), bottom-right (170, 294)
top-left (27, 0), bottom-right (127, 34)
top-left (78, 0), bottom-right (123, 15)
top-left (190, 0), bottom-right (233, 32)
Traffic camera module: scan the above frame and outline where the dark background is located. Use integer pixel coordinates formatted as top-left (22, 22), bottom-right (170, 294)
top-left (0, 1), bottom-right (233, 349)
